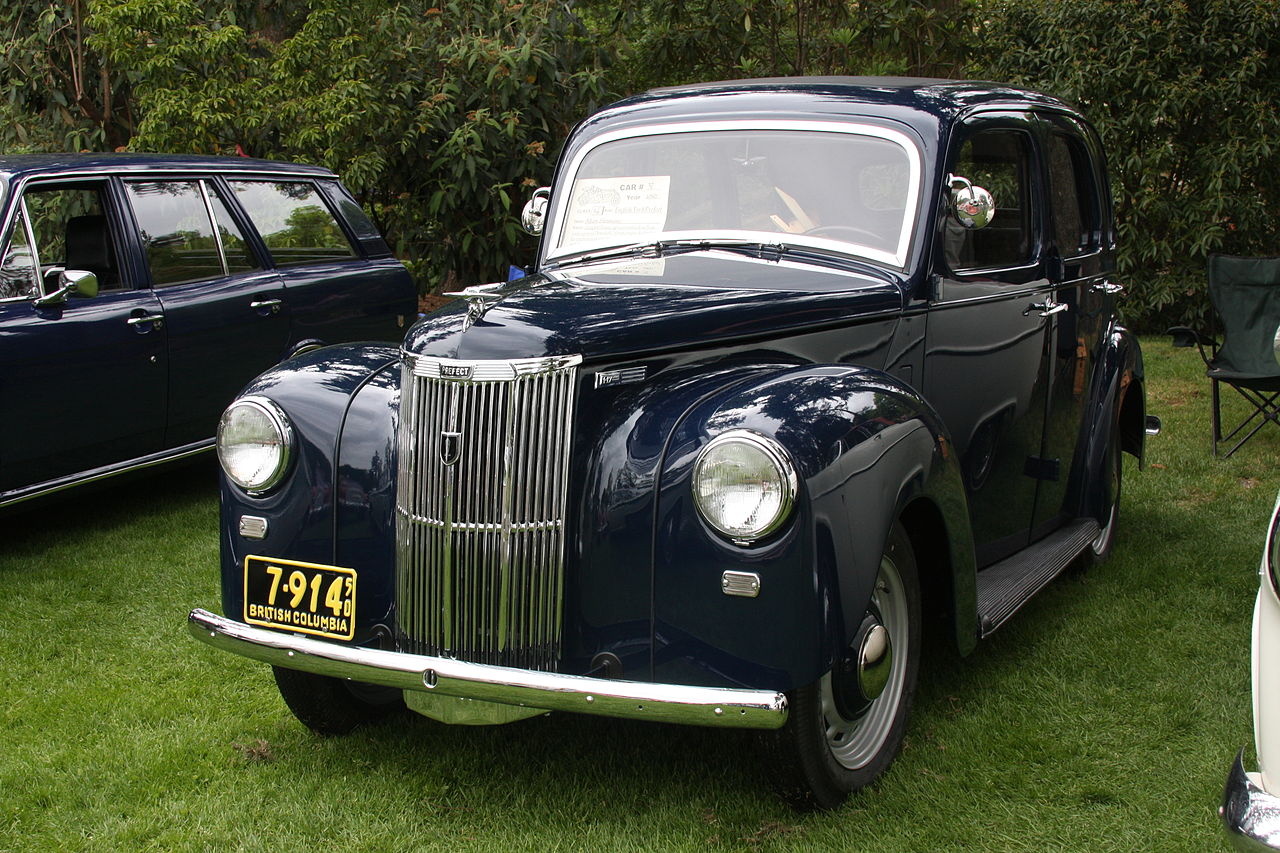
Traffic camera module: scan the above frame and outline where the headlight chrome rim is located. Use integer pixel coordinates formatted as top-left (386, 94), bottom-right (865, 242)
top-left (217, 396), bottom-right (294, 495)
top-left (692, 429), bottom-right (798, 545)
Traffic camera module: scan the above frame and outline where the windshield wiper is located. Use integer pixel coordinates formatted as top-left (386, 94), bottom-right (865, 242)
top-left (547, 238), bottom-right (793, 270)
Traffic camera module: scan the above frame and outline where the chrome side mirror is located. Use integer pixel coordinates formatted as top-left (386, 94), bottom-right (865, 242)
top-left (948, 175), bottom-right (996, 230)
top-left (35, 269), bottom-right (99, 307)
top-left (521, 187), bottom-right (550, 236)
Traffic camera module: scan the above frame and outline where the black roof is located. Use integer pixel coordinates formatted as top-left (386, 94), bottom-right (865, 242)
top-left (0, 152), bottom-right (334, 182)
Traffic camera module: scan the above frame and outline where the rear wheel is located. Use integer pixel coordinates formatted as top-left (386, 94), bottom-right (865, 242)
top-left (759, 522), bottom-right (921, 809)
top-left (272, 666), bottom-right (405, 735)
top-left (1090, 435), bottom-right (1123, 564)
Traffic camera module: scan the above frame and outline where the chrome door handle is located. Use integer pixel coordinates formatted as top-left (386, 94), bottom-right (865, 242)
top-left (1092, 280), bottom-right (1124, 295)
top-left (127, 313), bottom-right (164, 330)
top-left (1024, 299), bottom-right (1069, 317)
top-left (250, 298), bottom-right (283, 314)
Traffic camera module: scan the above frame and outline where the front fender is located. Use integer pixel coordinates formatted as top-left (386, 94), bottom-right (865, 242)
top-left (652, 364), bottom-right (973, 692)
top-left (219, 344), bottom-right (399, 645)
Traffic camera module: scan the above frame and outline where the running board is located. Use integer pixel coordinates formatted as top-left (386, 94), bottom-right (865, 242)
top-left (975, 518), bottom-right (1101, 638)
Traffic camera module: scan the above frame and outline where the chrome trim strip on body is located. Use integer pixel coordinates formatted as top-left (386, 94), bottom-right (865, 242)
top-left (544, 119), bottom-right (924, 270)
top-left (0, 439), bottom-right (213, 508)
top-left (1223, 750), bottom-right (1280, 851)
top-left (188, 608), bottom-right (789, 729)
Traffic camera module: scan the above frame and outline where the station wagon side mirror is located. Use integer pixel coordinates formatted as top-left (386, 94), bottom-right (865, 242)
top-left (35, 269), bottom-right (99, 308)
top-left (521, 187), bottom-right (551, 236)
top-left (948, 175), bottom-right (996, 230)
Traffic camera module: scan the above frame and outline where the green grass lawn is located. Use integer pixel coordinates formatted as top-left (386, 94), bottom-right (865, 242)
top-left (2, 338), bottom-right (1276, 852)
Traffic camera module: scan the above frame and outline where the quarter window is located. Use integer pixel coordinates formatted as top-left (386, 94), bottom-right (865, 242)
top-left (945, 130), bottom-right (1035, 272)
top-left (228, 181), bottom-right (356, 267)
top-left (126, 180), bottom-right (260, 287)
top-left (0, 209), bottom-right (38, 300)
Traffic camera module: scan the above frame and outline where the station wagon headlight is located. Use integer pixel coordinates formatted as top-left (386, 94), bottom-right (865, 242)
top-left (693, 430), bottom-right (797, 544)
top-left (218, 397), bottom-right (294, 494)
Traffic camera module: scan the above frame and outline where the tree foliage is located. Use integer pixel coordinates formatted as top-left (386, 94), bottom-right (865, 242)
top-left (2, 0), bottom-right (1278, 324)
top-left (86, 0), bottom-right (608, 288)
top-left (979, 0), bottom-right (1280, 330)
top-left (587, 0), bottom-right (975, 89)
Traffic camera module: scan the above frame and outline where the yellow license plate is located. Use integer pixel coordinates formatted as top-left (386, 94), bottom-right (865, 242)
top-left (243, 555), bottom-right (356, 641)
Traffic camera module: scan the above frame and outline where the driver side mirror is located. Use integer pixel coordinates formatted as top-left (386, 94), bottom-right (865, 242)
top-left (948, 175), bottom-right (996, 230)
top-left (35, 269), bottom-right (99, 308)
top-left (521, 187), bottom-right (550, 236)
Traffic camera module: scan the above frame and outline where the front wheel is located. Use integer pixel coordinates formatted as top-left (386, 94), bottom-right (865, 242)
top-left (759, 522), bottom-right (921, 809)
top-left (272, 666), bottom-right (405, 735)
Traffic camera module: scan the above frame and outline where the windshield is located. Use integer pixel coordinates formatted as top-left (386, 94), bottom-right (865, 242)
top-left (546, 121), bottom-right (922, 269)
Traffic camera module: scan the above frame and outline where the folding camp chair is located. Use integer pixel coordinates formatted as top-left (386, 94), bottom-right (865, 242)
top-left (1169, 254), bottom-right (1280, 457)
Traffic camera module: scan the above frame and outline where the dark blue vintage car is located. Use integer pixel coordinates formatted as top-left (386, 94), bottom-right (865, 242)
top-left (190, 78), bottom-right (1154, 808)
top-left (0, 154), bottom-right (415, 505)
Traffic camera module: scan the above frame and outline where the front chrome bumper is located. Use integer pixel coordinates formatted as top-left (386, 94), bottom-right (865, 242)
top-left (189, 609), bottom-right (789, 730)
top-left (1223, 750), bottom-right (1280, 851)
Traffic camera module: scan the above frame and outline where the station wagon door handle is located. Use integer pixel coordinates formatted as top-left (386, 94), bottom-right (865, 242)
top-left (127, 312), bottom-right (164, 331)
top-left (1092, 280), bottom-right (1124, 295)
top-left (250, 298), bottom-right (283, 314)
top-left (1024, 298), bottom-right (1069, 317)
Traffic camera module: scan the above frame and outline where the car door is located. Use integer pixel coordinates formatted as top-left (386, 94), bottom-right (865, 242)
top-left (122, 177), bottom-right (291, 448)
top-left (225, 178), bottom-right (410, 345)
top-left (1028, 113), bottom-right (1114, 536)
top-left (922, 112), bottom-right (1056, 567)
top-left (0, 178), bottom-right (167, 496)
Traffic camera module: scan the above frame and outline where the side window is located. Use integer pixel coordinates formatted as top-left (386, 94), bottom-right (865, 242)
top-left (126, 180), bottom-right (261, 287)
top-left (945, 129), bottom-right (1035, 273)
top-left (8, 183), bottom-right (123, 294)
top-left (1046, 131), bottom-right (1100, 257)
top-left (228, 180), bottom-right (357, 267)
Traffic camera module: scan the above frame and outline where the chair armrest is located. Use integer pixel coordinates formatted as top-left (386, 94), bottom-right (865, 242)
top-left (1167, 326), bottom-right (1216, 348)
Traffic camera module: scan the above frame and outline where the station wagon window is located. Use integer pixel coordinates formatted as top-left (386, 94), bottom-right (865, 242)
top-left (228, 180), bottom-right (356, 267)
top-left (1046, 131), bottom-right (1100, 257)
top-left (946, 130), bottom-right (1035, 272)
top-left (3, 183), bottom-right (123, 296)
top-left (126, 180), bottom-right (260, 287)
top-left (550, 122), bottom-right (921, 268)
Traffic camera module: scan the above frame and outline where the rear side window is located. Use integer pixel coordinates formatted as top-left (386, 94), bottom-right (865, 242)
top-left (228, 180), bottom-right (356, 267)
top-left (1046, 131), bottom-right (1101, 257)
top-left (126, 180), bottom-right (260, 286)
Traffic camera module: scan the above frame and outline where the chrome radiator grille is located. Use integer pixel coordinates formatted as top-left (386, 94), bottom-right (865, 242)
top-left (395, 353), bottom-right (581, 670)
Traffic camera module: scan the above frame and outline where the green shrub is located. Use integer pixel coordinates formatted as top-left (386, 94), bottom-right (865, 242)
top-left (90, 0), bottom-right (609, 292)
top-left (978, 0), bottom-right (1280, 332)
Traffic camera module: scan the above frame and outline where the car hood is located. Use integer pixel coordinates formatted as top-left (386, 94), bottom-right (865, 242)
top-left (403, 251), bottom-right (904, 363)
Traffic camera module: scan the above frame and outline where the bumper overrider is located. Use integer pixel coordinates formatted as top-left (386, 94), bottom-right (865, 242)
top-left (1223, 750), bottom-right (1280, 851)
top-left (189, 609), bottom-right (789, 729)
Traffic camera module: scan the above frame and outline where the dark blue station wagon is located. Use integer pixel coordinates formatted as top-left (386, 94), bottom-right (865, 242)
top-left (190, 79), bottom-right (1154, 808)
top-left (0, 154), bottom-right (415, 506)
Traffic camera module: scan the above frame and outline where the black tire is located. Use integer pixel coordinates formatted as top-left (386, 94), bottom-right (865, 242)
top-left (1089, 435), bottom-right (1123, 564)
top-left (759, 522), bottom-right (921, 810)
top-left (272, 666), bottom-right (406, 735)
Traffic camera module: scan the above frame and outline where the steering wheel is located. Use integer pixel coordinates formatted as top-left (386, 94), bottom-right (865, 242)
top-left (804, 224), bottom-right (881, 245)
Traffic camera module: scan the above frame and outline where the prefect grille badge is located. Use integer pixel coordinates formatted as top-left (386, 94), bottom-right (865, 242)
top-left (440, 431), bottom-right (462, 466)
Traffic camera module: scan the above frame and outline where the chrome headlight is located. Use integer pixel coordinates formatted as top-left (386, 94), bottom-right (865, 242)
top-left (217, 396), bottom-right (293, 494)
top-left (692, 430), bottom-right (798, 544)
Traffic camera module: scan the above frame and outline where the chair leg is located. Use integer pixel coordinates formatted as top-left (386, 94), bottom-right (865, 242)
top-left (1212, 377), bottom-right (1222, 457)
top-left (1217, 383), bottom-right (1280, 458)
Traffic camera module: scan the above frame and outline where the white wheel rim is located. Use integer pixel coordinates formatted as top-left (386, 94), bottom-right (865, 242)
top-left (820, 554), bottom-right (909, 770)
